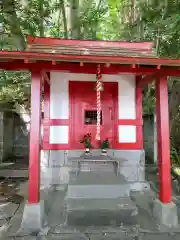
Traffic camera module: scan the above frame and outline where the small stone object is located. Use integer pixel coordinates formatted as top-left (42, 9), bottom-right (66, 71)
top-left (118, 203), bottom-right (128, 208)
top-left (85, 148), bottom-right (90, 154)
top-left (100, 139), bottom-right (109, 155)
top-left (0, 183), bottom-right (23, 204)
top-left (0, 23), bottom-right (3, 34)
top-left (101, 149), bottom-right (107, 156)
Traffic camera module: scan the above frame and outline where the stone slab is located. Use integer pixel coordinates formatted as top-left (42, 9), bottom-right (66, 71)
top-left (47, 231), bottom-right (180, 240)
top-left (69, 172), bottom-right (126, 185)
top-left (67, 184), bottom-right (131, 199)
top-left (153, 199), bottom-right (179, 228)
top-left (67, 172), bottom-right (150, 200)
top-left (0, 169), bottom-right (28, 178)
top-left (20, 200), bottom-right (48, 234)
top-left (66, 197), bottom-right (138, 226)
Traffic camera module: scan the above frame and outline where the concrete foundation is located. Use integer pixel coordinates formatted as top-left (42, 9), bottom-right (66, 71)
top-left (40, 149), bottom-right (146, 188)
top-left (20, 200), bottom-right (48, 235)
top-left (65, 157), bottom-right (140, 226)
top-left (153, 199), bottom-right (179, 228)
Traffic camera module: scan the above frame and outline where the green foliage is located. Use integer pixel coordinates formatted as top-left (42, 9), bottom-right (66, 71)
top-left (171, 146), bottom-right (180, 178)
top-left (100, 138), bottom-right (109, 149)
top-left (119, 0), bottom-right (180, 58)
top-left (80, 133), bottom-right (93, 149)
top-left (143, 86), bottom-right (156, 115)
top-left (170, 146), bottom-right (180, 166)
top-left (0, 71), bottom-right (30, 106)
top-left (80, 0), bottom-right (108, 40)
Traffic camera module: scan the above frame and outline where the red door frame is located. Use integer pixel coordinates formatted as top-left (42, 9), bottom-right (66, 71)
top-left (69, 81), bottom-right (118, 149)
top-left (43, 76), bottom-right (143, 150)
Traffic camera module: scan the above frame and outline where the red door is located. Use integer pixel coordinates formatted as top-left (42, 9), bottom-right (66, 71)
top-left (70, 81), bottom-right (118, 149)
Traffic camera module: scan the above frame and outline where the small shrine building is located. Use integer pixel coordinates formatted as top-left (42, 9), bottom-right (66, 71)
top-left (0, 36), bottom-right (179, 231)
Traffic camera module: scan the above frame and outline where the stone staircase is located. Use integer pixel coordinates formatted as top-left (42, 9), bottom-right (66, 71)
top-left (65, 155), bottom-right (138, 226)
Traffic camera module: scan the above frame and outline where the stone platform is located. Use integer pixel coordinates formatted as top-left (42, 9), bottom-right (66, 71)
top-left (67, 172), bottom-right (130, 198)
top-left (65, 155), bottom-right (139, 226)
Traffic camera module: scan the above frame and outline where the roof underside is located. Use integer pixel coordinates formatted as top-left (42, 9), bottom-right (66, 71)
top-left (0, 37), bottom-right (180, 68)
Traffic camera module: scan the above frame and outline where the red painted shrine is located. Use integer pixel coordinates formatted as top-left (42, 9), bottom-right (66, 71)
top-left (0, 36), bottom-right (179, 230)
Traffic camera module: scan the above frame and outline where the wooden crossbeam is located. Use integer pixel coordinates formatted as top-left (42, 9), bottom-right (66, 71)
top-left (41, 71), bottom-right (50, 85)
top-left (137, 71), bottom-right (164, 88)
top-left (0, 61), bottom-right (159, 74)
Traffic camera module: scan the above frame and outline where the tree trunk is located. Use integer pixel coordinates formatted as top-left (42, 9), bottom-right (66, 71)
top-left (60, 0), bottom-right (68, 38)
top-left (39, 0), bottom-right (45, 37)
top-left (70, 0), bottom-right (80, 39)
top-left (169, 79), bottom-right (180, 134)
top-left (2, 0), bottom-right (26, 50)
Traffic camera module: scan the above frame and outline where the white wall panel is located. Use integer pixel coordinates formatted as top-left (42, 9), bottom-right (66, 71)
top-left (50, 126), bottom-right (68, 144)
top-left (50, 72), bottom-right (69, 119)
top-left (119, 125), bottom-right (136, 143)
top-left (49, 72), bottom-right (136, 144)
top-left (118, 74), bottom-right (136, 119)
top-left (67, 73), bottom-right (119, 82)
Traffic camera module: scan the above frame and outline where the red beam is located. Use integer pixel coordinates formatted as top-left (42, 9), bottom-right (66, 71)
top-left (114, 141), bottom-right (143, 150)
top-left (28, 70), bottom-right (42, 204)
top-left (1, 60), bottom-right (180, 77)
top-left (137, 71), bottom-right (164, 88)
top-left (2, 50), bottom-right (180, 67)
top-left (42, 71), bottom-right (50, 84)
top-left (118, 119), bottom-right (142, 126)
top-left (0, 61), bottom-right (159, 74)
top-left (43, 144), bottom-right (70, 150)
top-left (156, 77), bottom-right (172, 203)
top-left (43, 119), bottom-right (69, 126)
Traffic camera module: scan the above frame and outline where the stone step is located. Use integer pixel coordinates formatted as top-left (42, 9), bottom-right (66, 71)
top-left (67, 171), bottom-right (150, 198)
top-left (67, 184), bottom-right (131, 199)
top-left (66, 197), bottom-right (138, 226)
top-left (67, 172), bottom-right (130, 199)
top-left (69, 172), bottom-right (126, 185)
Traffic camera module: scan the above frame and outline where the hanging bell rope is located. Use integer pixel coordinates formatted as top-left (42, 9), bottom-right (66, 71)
top-left (95, 64), bottom-right (102, 141)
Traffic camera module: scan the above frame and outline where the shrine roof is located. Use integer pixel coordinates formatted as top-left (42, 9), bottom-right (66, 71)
top-left (26, 36), bottom-right (156, 58)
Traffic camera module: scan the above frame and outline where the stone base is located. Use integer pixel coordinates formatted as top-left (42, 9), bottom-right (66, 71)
top-left (66, 197), bottom-right (138, 226)
top-left (153, 199), bottom-right (178, 228)
top-left (19, 200), bottom-right (49, 235)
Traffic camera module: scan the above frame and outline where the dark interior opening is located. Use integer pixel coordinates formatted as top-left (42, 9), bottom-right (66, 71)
top-left (84, 110), bottom-right (102, 125)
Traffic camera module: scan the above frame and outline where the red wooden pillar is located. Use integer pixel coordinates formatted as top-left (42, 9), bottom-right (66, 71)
top-left (156, 76), bottom-right (172, 203)
top-left (28, 70), bottom-right (42, 204)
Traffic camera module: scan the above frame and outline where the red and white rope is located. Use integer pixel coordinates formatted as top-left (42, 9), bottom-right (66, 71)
top-left (96, 64), bottom-right (102, 140)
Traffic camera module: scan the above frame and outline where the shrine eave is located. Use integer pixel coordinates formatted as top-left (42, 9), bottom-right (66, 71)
top-left (0, 50), bottom-right (180, 66)
top-left (1, 50), bottom-right (180, 78)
